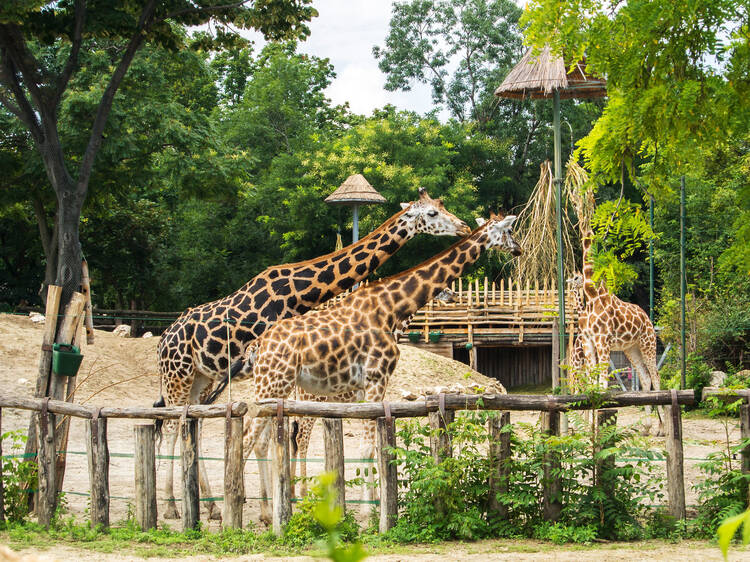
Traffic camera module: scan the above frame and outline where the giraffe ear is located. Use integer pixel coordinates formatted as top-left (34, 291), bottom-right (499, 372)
top-left (499, 215), bottom-right (517, 228)
top-left (475, 217), bottom-right (486, 226)
top-left (400, 202), bottom-right (411, 210)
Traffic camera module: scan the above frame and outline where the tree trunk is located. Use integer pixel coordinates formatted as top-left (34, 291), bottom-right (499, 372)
top-left (54, 181), bottom-right (85, 309)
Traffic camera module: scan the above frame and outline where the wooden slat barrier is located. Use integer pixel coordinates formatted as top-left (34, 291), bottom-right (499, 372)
top-left (0, 389), bottom-right (698, 535)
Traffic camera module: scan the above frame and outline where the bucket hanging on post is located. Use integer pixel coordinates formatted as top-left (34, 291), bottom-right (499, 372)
top-left (51, 343), bottom-right (83, 377)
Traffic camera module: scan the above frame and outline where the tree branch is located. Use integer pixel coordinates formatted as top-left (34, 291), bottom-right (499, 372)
top-left (153, 0), bottom-right (249, 26)
top-left (53, 0), bottom-right (87, 108)
top-left (0, 47), bottom-right (43, 141)
top-left (77, 0), bottom-right (158, 194)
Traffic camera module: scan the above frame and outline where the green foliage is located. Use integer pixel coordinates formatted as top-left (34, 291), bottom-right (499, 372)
top-left (718, 508), bottom-right (750, 560)
top-left (387, 409), bottom-right (664, 544)
top-left (1, 431), bottom-right (36, 523)
top-left (589, 199), bottom-right (655, 294)
top-left (690, 393), bottom-right (750, 538)
top-left (283, 473), bottom-right (362, 555)
top-left (661, 352), bottom-right (713, 401)
top-left (373, 0), bottom-right (522, 125)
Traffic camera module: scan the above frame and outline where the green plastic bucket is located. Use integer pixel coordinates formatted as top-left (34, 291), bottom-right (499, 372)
top-left (407, 332), bottom-right (421, 343)
top-left (52, 343), bottom-right (84, 377)
top-left (428, 331), bottom-right (442, 343)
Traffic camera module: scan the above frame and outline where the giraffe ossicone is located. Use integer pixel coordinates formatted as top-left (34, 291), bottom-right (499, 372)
top-left (153, 188), bottom-right (469, 520)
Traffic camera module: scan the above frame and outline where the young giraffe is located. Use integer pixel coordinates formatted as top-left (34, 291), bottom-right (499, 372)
top-left (578, 231), bottom-right (664, 435)
top-left (289, 286), bottom-right (457, 498)
top-left (155, 188), bottom-right (470, 519)
top-left (229, 213), bottom-right (522, 523)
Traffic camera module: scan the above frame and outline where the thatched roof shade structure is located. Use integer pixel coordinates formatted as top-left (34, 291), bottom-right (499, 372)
top-left (325, 173), bottom-right (385, 244)
top-left (324, 174), bottom-right (386, 206)
top-left (494, 46), bottom-right (606, 100)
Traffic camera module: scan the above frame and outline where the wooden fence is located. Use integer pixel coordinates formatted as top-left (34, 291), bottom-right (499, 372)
top-left (2, 389), bottom-right (727, 536)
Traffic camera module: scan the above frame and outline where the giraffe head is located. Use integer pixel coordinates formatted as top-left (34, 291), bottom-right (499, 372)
top-left (399, 188), bottom-right (471, 237)
top-left (475, 212), bottom-right (522, 256)
top-left (567, 272), bottom-right (584, 290)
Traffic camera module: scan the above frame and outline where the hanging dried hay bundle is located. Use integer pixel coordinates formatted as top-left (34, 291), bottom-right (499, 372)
top-left (509, 158), bottom-right (594, 287)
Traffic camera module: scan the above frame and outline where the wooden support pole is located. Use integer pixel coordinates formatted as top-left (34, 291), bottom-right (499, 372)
top-left (223, 415), bottom-right (244, 528)
top-left (86, 415), bottom-right (110, 528)
top-left (377, 416), bottom-right (398, 533)
top-left (488, 412), bottom-right (511, 518)
top-left (81, 259), bottom-right (95, 345)
top-left (429, 408), bottom-right (454, 464)
top-left (551, 318), bottom-right (560, 391)
top-left (595, 409), bottom-right (617, 500)
top-left (665, 392), bottom-right (686, 520)
top-left (25, 286), bottom-right (62, 488)
top-left (541, 410), bottom-right (562, 521)
top-left (323, 418), bottom-right (346, 511)
top-left (37, 410), bottom-right (56, 528)
top-left (181, 417), bottom-right (200, 530)
top-left (271, 415), bottom-right (292, 535)
top-left (134, 424), bottom-right (157, 530)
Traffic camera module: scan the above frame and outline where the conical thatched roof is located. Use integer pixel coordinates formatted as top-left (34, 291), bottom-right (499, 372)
top-left (494, 46), bottom-right (606, 100)
top-left (324, 174), bottom-right (386, 205)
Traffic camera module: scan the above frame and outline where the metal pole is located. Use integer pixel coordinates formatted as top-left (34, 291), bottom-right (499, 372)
top-left (553, 90), bottom-right (566, 372)
top-left (649, 195), bottom-right (654, 324)
top-left (352, 205), bottom-right (359, 244)
top-left (680, 176), bottom-right (686, 390)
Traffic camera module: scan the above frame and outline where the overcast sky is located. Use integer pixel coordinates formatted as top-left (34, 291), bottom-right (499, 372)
top-left (246, 0), bottom-right (444, 117)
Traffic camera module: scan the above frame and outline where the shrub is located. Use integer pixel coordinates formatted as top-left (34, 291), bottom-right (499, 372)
top-left (1, 430), bottom-right (37, 523)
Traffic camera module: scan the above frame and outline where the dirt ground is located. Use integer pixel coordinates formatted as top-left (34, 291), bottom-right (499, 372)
top-left (0, 312), bottom-right (745, 560)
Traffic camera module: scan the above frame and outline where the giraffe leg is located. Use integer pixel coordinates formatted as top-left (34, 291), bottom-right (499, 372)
top-left (197, 420), bottom-right (222, 521)
top-left (624, 347), bottom-right (654, 436)
top-left (162, 419), bottom-right (180, 519)
top-left (254, 422), bottom-right (273, 526)
top-left (293, 417), bottom-right (316, 498)
top-left (639, 336), bottom-right (665, 437)
top-left (242, 416), bottom-right (273, 526)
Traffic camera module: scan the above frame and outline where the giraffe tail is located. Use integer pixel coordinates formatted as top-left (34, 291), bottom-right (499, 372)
top-left (290, 420), bottom-right (299, 457)
top-left (153, 395), bottom-right (166, 448)
top-left (203, 358), bottom-right (246, 404)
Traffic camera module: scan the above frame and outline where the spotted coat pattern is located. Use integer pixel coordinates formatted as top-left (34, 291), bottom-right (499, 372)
top-left (233, 213), bottom-right (522, 521)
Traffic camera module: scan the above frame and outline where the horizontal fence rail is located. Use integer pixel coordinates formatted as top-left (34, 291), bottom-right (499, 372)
top-left (0, 391), bottom-right (696, 420)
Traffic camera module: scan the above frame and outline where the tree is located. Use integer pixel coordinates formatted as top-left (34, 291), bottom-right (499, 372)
top-left (373, 0), bottom-right (523, 125)
top-left (0, 0), bottom-right (316, 312)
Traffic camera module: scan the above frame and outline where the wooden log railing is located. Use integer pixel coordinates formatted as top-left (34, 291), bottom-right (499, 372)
top-left (0, 390), bottom-right (697, 535)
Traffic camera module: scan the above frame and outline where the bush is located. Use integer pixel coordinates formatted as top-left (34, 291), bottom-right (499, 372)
top-left (1, 430), bottom-right (37, 523)
top-left (386, 405), bottom-right (665, 544)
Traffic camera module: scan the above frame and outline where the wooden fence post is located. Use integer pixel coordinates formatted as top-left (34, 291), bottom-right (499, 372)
top-left (271, 411), bottom-right (292, 535)
top-left (323, 418), bottom-right (345, 511)
top-left (428, 403), bottom-right (454, 463)
top-left (223, 413), bottom-right (245, 529)
top-left (488, 412), bottom-right (511, 518)
top-left (37, 407), bottom-right (56, 528)
top-left (181, 415), bottom-right (200, 531)
top-left (595, 409), bottom-right (617, 500)
top-left (541, 409), bottom-right (562, 521)
top-left (134, 424), bottom-right (157, 530)
top-left (665, 390), bottom-right (686, 520)
top-left (86, 413), bottom-right (110, 528)
top-left (377, 416), bottom-right (398, 533)
top-left (741, 405), bottom-right (750, 506)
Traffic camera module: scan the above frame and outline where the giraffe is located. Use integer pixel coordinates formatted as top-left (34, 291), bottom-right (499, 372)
top-left (577, 231), bottom-right (664, 435)
top-left (288, 286), bottom-right (458, 499)
top-left (224, 212), bottom-right (522, 523)
top-left (154, 188), bottom-right (470, 519)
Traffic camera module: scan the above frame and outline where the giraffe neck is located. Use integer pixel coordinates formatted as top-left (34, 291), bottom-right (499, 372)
top-left (571, 286), bottom-right (584, 313)
top-left (581, 229), bottom-right (598, 300)
top-left (364, 227), bottom-right (490, 329)
top-left (232, 208), bottom-right (417, 310)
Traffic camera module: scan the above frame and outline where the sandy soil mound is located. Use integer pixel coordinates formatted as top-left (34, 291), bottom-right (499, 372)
top-left (0, 313), bottom-right (499, 406)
